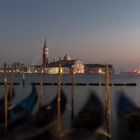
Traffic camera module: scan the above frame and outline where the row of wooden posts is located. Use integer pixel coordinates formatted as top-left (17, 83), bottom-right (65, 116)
top-left (39, 64), bottom-right (111, 138)
top-left (2, 63), bottom-right (111, 138)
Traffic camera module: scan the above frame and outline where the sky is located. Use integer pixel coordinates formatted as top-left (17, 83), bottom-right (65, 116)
top-left (1, 0), bottom-right (140, 72)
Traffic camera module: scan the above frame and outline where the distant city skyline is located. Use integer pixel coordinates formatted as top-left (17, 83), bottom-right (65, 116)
top-left (1, 0), bottom-right (140, 72)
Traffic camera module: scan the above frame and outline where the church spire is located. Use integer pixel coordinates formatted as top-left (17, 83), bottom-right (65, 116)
top-left (43, 37), bottom-right (49, 65)
top-left (43, 37), bottom-right (47, 48)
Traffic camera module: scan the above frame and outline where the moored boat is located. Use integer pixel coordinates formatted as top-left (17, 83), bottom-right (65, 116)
top-left (0, 85), bottom-right (38, 130)
top-left (0, 87), bottom-right (15, 121)
top-left (0, 87), bottom-right (15, 109)
top-left (59, 91), bottom-right (109, 140)
top-left (72, 91), bottom-right (104, 130)
top-left (31, 88), bottom-right (67, 127)
top-left (117, 91), bottom-right (140, 140)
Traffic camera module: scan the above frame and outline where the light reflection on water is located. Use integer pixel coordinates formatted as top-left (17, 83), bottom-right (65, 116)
top-left (0, 73), bottom-right (139, 140)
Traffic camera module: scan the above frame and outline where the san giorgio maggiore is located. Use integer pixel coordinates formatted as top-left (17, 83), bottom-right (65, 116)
top-left (0, 38), bottom-right (115, 74)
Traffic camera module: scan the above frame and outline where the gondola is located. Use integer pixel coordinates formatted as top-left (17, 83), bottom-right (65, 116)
top-left (117, 92), bottom-right (140, 129)
top-left (72, 91), bottom-right (104, 130)
top-left (117, 92), bottom-right (137, 118)
top-left (59, 91), bottom-right (109, 140)
top-left (31, 88), bottom-right (67, 127)
top-left (117, 91), bottom-right (140, 140)
top-left (0, 87), bottom-right (15, 109)
top-left (0, 85), bottom-right (38, 129)
top-left (0, 87), bottom-right (15, 119)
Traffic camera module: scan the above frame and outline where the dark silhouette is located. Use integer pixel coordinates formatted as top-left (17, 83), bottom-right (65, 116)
top-left (72, 91), bottom-right (104, 130)
top-left (64, 91), bottom-right (106, 140)
top-left (31, 88), bottom-right (67, 127)
top-left (31, 90), bottom-right (107, 140)
top-left (0, 85), bottom-right (38, 131)
top-left (0, 87), bottom-right (15, 111)
top-left (117, 91), bottom-right (140, 140)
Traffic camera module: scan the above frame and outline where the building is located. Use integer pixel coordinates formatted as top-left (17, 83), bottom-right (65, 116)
top-left (43, 38), bottom-right (49, 66)
top-left (46, 53), bottom-right (84, 74)
top-left (63, 53), bottom-right (71, 61)
top-left (85, 64), bottom-right (115, 74)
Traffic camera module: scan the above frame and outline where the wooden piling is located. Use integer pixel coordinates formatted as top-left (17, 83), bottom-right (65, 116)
top-left (71, 68), bottom-right (75, 121)
top-left (4, 63), bottom-right (8, 133)
top-left (22, 72), bottom-right (25, 86)
top-left (9, 64), bottom-right (14, 106)
top-left (57, 64), bottom-right (62, 137)
top-left (105, 64), bottom-right (111, 137)
top-left (39, 67), bottom-right (43, 109)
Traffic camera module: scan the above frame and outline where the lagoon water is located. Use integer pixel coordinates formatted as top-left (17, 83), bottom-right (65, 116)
top-left (0, 73), bottom-right (139, 140)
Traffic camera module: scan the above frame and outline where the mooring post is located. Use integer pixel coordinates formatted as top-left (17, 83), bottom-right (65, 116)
top-left (10, 64), bottom-right (14, 106)
top-left (4, 63), bottom-right (8, 133)
top-left (22, 72), bottom-right (25, 86)
top-left (105, 64), bottom-right (111, 137)
top-left (71, 67), bottom-right (75, 120)
top-left (39, 67), bottom-right (43, 109)
top-left (57, 64), bottom-right (62, 137)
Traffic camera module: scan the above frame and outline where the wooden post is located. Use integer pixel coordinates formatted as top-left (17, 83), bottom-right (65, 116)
top-left (105, 64), bottom-right (111, 136)
top-left (57, 64), bottom-right (62, 137)
top-left (4, 63), bottom-right (8, 133)
top-left (39, 67), bottom-right (43, 109)
top-left (71, 67), bottom-right (75, 121)
top-left (10, 64), bottom-right (14, 106)
top-left (22, 72), bottom-right (25, 86)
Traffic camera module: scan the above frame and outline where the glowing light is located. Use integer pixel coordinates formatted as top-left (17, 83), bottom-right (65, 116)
top-left (98, 68), bottom-right (102, 73)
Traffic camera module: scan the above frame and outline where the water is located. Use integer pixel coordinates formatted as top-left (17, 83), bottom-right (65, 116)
top-left (0, 73), bottom-right (139, 140)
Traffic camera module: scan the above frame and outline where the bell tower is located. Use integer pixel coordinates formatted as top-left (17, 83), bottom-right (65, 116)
top-left (43, 38), bottom-right (49, 65)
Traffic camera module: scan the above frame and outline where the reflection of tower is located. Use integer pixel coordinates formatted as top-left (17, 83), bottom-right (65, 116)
top-left (43, 38), bottom-right (49, 65)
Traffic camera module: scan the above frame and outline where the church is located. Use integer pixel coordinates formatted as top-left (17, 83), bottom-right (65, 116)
top-left (42, 38), bottom-right (85, 74)
top-left (42, 38), bottom-right (49, 66)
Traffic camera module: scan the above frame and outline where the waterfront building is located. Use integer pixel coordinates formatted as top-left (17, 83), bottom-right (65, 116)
top-left (85, 64), bottom-right (115, 74)
top-left (63, 53), bottom-right (71, 61)
top-left (43, 38), bottom-right (49, 66)
top-left (125, 69), bottom-right (140, 74)
top-left (46, 53), bottom-right (84, 74)
top-left (13, 62), bottom-right (21, 70)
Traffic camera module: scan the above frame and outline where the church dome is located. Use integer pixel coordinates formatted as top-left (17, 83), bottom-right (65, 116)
top-left (64, 53), bottom-right (71, 61)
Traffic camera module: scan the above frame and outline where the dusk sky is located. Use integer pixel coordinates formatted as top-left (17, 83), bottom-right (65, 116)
top-left (1, 0), bottom-right (140, 72)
